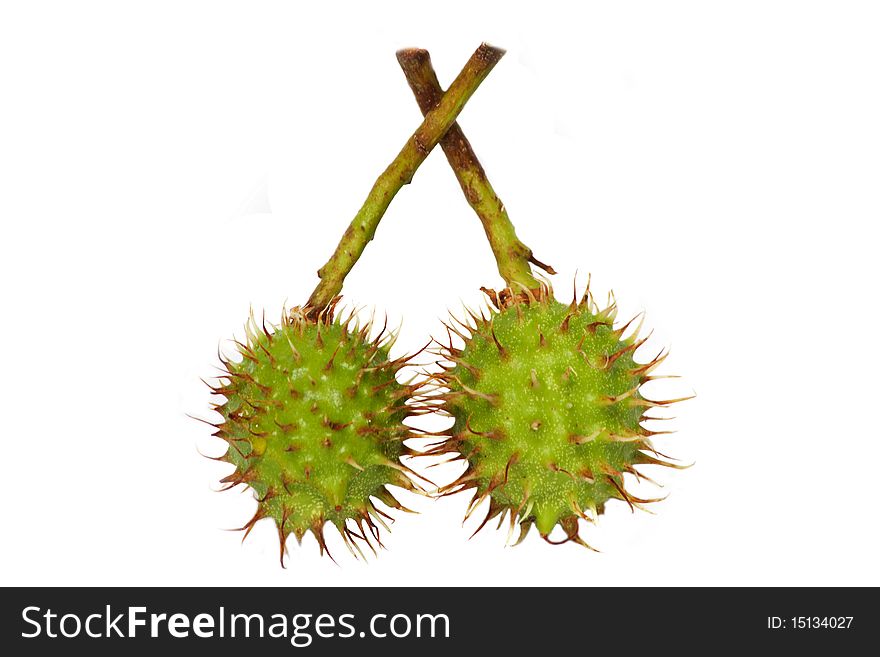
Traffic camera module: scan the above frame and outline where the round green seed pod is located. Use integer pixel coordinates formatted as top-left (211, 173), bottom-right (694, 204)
top-left (429, 284), bottom-right (688, 548)
top-left (204, 307), bottom-right (422, 563)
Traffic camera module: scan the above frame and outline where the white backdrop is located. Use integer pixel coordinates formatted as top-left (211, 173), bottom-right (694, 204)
top-left (1, 1), bottom-right (878, 587)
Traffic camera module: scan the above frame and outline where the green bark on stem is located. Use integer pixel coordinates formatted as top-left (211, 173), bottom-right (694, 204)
top-left (305, 43), bottom-right (506, 317)
top-left (395, 48), bottom-right (554, 293)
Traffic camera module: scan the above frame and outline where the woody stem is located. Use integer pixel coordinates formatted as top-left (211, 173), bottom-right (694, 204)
top-left (395, 47), bottom-right (554, 293)
top-left (306, 43), bottom-right (506, 317)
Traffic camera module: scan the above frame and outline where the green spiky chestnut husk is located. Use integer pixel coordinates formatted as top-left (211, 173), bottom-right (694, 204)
top-left (430, 284), bottom-right (686, 548)
top-left (206, 306), bottom-right (422, 563)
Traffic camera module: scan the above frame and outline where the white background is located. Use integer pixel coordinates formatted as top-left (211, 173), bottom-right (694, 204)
top-left (1, 1), bottom-right (878, 587)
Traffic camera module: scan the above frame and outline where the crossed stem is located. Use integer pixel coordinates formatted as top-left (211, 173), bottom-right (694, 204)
top-left (305, 43), bottom-right (506, 318)
top-left (396, 48), bottom-right (554, 293)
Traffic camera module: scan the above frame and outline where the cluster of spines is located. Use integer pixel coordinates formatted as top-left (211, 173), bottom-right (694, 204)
top-left (200, 303), bottom-right (429, 564)
top-left (421, 280), bottom-right (691, 549)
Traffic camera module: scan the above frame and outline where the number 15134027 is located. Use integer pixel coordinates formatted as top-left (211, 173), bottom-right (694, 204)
top-left (768, 617), bottom-right (853, 630)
